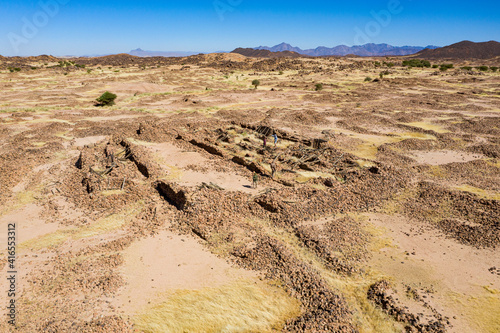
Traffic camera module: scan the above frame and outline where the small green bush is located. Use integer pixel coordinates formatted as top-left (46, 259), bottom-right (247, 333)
top-left (402, 59), bottom-right (431, 68)
top-left (379, 70), bottom-right (389, 79)
top-left (476, 66), bottom-right (488, 72)
top-left (461, 66), bottom-right (473, 71)
top-left (490, 66), bottom-right (498, 72)
top-left (57, 60), bottom-right (72, 67)
top-left (252, 79), bottom-right (260, 89)
top-left (364, 77), bottom-right (372, 82)
top-left (314, 83), bottom-right (323, 91)
top-left (96, 91), bottom-right (117, 106)
top-left (8, 67), bottom-right (21, 72)
top-left (439, 63), bottom-right (454, 71)
top-left (432, 64), bottom-right (439, 68)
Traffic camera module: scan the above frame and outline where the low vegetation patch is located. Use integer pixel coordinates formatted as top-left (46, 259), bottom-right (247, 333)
top-left (96, 91), bottom-right (117, 106)
top-left (402, 59), bottom-right (431, 68)
top-left (133, 280), bottom-right (301, 333)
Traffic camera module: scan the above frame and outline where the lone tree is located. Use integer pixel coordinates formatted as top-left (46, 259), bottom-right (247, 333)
top-left (96, 91), bottom-right (117, 106)
top-left (252, 79), bottom-right (260, 89)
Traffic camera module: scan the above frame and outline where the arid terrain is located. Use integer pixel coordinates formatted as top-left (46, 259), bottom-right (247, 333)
top-left (0, 52), bottom-right (499, 332)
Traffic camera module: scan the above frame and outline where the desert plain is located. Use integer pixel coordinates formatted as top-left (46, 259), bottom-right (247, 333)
top-left (0, 53), bottom-right (498, 332)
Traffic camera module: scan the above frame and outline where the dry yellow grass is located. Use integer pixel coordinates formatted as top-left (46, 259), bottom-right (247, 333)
top-left (403, 122), bottom-right (450, 134)
top-left (447, 291), bottom-right (500, 333)
top-left (454, 185), bottom-right (500, 200)
top-left (133, 279), bottom-right (301, 333)
top-left (101, 189), bottom-right (126, 196)
top-left (344, 131), bottom-right (435, 160)
top-left (294, 171), bottom-right (339, 183)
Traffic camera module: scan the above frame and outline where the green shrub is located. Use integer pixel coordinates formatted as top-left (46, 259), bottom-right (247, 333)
top-left (490, 66), bottom-right (498, 72)
top-left (402, 59), bottom-right (431, 68)
top-left (364, 77), bottom-right (372, 82)
top-left (460, 66), bottom-right (473, 71)
top-left (476, 66), bottom-right (488, 72)
top-left (439, 63), bottom-right (453, 71)
top-left (314, 83), bottom-right (323, 91)
top-left (373, 61), bottom-right (381, 67)
top-left (8, 67), bottom-right (21, 72)
top-left (96, 91), bottom-right (117, 106)
top-left (383, 61), bottom-right (395, 68)
top-left (251, 79), bottom-right (260, 89)
top-left (57, 60), bottom-right (72, 67)
top-left (379, 70), bottom-right (389, 79)
top-left (432, 64), bottom-right (439, 68)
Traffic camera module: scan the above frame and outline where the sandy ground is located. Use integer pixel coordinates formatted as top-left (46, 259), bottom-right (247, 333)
top-left (111, 230), bottom-right (258, 315)
top-left (366, 213), bottom-right (499, 332)
top-left (0, 54), bottom-right (498, 332)
top-left (148, 142), bottom-right (256, 193)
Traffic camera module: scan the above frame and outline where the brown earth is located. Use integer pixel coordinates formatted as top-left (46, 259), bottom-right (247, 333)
top-left (0, 53), bottom-right (498, 332)
top-left (415, 40), bottom-right (500, 60)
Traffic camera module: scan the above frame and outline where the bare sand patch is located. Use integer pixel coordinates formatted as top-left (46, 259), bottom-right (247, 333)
top-left (74, 135), bottom-right (107, 147)
top-left (113, 230), bottom-right (258, 315)
top-left (365, 213), bottom-right (500, 332)
top-left (408, 150), bottom-right (484, 165)
top-left (0, 204), bottom-right (59, 244)
top-left (148, 142), bottom-right (255, 193)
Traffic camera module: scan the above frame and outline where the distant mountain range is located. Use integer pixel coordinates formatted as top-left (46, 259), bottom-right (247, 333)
top-left (254, 42), bottom-right (440, 57)
top-left (52, 41), bottom-right (498, 59)
top-left (231, 48), bottom-right (302, 58)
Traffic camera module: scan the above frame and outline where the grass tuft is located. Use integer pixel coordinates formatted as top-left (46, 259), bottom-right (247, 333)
top-left (133, 279), bottom-right (301, 333)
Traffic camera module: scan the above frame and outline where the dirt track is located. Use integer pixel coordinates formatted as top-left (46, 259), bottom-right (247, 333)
top-left (0, 54), bottom-right (499, 332)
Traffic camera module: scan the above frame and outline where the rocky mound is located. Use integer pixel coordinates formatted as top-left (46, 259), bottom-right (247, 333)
top-left (231, 48), bottom-right (304, 58)
top-left (414, 40), bottom-right (500, 59)
top-left (5, 54), bottom-right (59, 62)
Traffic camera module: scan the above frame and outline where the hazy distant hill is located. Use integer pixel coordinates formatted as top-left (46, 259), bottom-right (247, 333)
top-left (128, 48), bottom-right (198, 57)
top-left (414, 41), bottom-right (500, 59)
top-left (255, 42), bottom-right (439, 57)
top-left (231, 48), bottom-right (303, 58)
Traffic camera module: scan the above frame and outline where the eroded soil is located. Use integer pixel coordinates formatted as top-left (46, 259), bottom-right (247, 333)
top-left (0, 54), bottom-right (499, 332)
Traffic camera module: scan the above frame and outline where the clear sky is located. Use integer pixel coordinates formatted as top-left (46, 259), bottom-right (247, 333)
top-left (1, 0), bottom-right (499, 56)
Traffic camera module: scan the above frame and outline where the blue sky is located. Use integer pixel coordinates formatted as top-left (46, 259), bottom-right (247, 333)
top-left (0, 0), bottom-right (499, 56)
